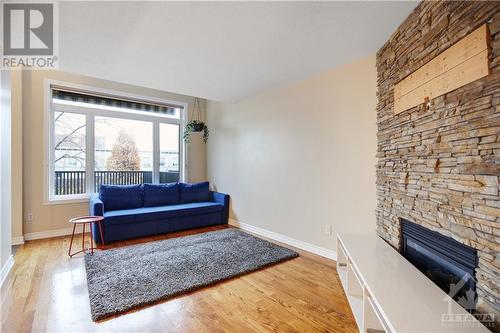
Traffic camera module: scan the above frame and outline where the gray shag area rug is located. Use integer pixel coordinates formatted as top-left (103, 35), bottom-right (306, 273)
top-left (84, 228), bottom-right (298, 321)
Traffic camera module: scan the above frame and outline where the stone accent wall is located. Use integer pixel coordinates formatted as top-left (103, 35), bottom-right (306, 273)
top-left (375, 0), bottom-right (500, 325)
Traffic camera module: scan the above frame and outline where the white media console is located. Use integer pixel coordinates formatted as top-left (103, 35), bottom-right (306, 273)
top-left (336, 234), bottom-right (490, 333)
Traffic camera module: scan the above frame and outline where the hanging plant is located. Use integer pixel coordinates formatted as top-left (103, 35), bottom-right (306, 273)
top-left (184, 120), bottom-right (209, 143)
top-left (183, 98), bottom-right (210, 143)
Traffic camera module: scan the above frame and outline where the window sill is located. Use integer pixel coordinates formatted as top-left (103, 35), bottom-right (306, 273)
top-left (44, 196), bottom-right (90, 205)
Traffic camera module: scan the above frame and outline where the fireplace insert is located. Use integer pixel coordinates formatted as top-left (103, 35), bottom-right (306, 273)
top-left (400, 219), bottom-right (478, 311)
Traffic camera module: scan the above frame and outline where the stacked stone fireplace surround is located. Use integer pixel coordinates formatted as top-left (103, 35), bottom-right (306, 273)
top-left (375, 0), bottom-right (500, 325)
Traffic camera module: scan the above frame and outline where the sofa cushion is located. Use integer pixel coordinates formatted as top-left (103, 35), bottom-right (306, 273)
top-left (143, 183), bottom-right (179, 207)
top-left (179, 182), bottom-right (210, 203)
top-left (99, 184), bottom-right (143, 212)
top-left (103, 202), bottom-right (223, 226)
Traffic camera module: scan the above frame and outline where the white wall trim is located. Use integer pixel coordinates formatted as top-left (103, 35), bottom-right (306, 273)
top-left (21, 221), bottom-right (337, 261)
top-left (11, 236), bottom-right (24, 245)
top-left (229, 219), bottom-right (337, 260)
top-left (1, 255), bottom-right (14, 287)
top-left (24, 227), bottom-right (74, 241)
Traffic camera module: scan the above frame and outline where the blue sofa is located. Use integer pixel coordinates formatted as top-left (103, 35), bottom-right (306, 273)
top-left (89, 182), bottom-right (229, 244)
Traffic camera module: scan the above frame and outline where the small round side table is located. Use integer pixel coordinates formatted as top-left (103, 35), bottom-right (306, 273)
top-left (68, 216), bottom-right (105, 257)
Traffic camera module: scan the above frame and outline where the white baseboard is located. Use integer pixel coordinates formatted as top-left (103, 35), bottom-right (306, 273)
top-left (24, 227), bottom-right (74, 241)
top-left (1, 255), bottom-right (14, 287)
top-left (11, 236), bottom-right (25, 245)
top-left (229, 219), bottom-right (337, 260)
top-left (20, 222), bottom-right (337, 261)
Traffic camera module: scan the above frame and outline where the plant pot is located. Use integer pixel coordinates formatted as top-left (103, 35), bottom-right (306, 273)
top-left (192, 123), bottom-right (205, 132)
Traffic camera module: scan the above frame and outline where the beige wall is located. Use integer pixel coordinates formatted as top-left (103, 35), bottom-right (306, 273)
top-left (207, 55), bottom-right (377, 250)
top-left (22, 70), bottom-right (207, 235)
top-left (11, 70), bottom-right (23, 241)
top-left (1, 70), bottom-right (13, 268)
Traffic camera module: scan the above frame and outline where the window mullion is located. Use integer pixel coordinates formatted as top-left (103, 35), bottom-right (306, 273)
top-left (86, 112), bottom-right (95, 194)
top-left (180, 109), bottom-right (186, 182)
top-left (48, 99), bottom-right (55, 201)
top-left (153, 121), bottom-right (159, 184)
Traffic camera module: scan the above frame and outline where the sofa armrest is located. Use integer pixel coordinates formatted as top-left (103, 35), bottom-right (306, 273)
top-left (90, 193), bottom-right (104, 216)
top-left (210, 191), bottom-right (230, 224)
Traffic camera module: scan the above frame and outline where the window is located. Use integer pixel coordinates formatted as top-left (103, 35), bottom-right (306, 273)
top-left (48, 84), bottom-right (185, 201)
top-left (94, 117), bottom-right (153, 191)
top-left (159, 123), bottom-right (180, 183)
top-left (54, 112), bottom-right (86, 195)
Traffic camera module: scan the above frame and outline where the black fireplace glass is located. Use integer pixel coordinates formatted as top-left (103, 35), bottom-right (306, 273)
top-left (401, 219), bottom-right (478, 311)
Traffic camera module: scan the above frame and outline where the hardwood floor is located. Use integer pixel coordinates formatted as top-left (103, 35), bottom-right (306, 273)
top-left (1, 225), bottom-right (358, 333)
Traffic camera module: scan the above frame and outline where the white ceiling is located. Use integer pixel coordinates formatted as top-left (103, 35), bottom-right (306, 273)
top-left (59, 1), bottom-right (417, 102)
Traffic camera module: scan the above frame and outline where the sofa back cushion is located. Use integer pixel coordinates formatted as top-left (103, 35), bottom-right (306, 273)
top-left (179, 182), bottom-right (210, 203)
top-left (99, 184), bottom-right (143, 212)
top-left (143, 183), bottom-right (179, 207)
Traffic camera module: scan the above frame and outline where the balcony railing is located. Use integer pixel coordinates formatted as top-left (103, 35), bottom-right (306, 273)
top-left (54, 170), bottom-right (180, 195)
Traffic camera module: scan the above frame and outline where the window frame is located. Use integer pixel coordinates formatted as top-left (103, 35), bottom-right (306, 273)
top-left (44, 79), bottom-right (188, 204)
